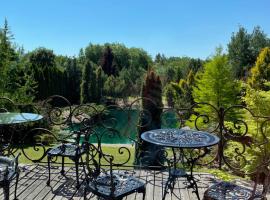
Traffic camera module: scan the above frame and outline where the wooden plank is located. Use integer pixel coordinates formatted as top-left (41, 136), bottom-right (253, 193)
top-left (10, 165), bottom-right (48, 199)
top-left (2, 164), bottom-right (262, 200)
top-left (37, 166), bottom-right (75, 200)
top-left (22, 165), bottom-right (72, 200)
top-left (0, 164), bottom-right (37, 199)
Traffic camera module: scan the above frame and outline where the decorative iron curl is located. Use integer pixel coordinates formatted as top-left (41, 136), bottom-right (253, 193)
top-left (189, 102), bottom-right (220, 133)
top-left (126, 97), bottom-right (158, 129)
top-left (20, 128), bottom-right (58, 162)
top-left (42, 95), bottom-right (72, 125)
top-left (222, 140), bottom-right (247, 174)
top-left (71, 104), bottom-right (100, 131)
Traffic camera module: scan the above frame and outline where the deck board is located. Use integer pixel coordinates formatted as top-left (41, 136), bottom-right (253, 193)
top-left (1, 164), bottom-right (267, 200)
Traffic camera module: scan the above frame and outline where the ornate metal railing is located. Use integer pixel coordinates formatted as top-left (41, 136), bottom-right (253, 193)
top-left (0, 95), bottom-right (270, 178)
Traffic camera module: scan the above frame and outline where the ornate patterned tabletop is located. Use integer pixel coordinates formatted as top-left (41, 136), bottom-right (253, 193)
top-left (141, 128), bottom-right (220, 149)
top-left (141, 128), bottom-right (220, 200)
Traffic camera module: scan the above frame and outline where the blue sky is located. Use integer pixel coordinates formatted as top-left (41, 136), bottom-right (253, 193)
top-left (1, 0), bottom-right (270, 59)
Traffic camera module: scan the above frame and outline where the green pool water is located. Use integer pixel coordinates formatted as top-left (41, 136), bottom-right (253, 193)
top-left (68, 109), bottom-right (180, 144)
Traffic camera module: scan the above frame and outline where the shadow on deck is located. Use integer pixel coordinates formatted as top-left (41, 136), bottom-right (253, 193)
top-left (1, 164), bottom-right (221, 200)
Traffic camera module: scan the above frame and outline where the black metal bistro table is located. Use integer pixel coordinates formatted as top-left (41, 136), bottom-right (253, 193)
top-left (0, 112), bottom-right (43, 155)
top-left (141, 128), bottom-right (220, 200)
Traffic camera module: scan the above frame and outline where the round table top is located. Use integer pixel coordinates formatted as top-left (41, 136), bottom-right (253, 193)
top-left (141, 128), bottom-right (220, 148)
top-left (0, 112), bottom-right (43, 125)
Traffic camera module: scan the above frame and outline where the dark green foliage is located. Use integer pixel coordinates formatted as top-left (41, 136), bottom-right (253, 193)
top-left (29, 48), bottom-right (65, 100)
top-left (155, 53), bottom-right (166, 64)
top-left (165, 70), bottom-right (195, 108)
top-left (136, 70), bottom-right (163, 166)
top-left (228, 27), bottom-right (252, 78)
top-left (80, 61), bottom-right (94, 103)
top-left (100, 45), bottom-right (116, 76)
top-left (84, 44), bottom-right (104, 65)
top-left (228, 26), bottom-right (270, 79)
top-left (110, 43), bottom-right (130, 72)
top-left (0, 19), bottom-right (35, 103)
top-left (64, 58), bottom-right (81, 104)
top-left (95, 67), bottom-right (103, 103)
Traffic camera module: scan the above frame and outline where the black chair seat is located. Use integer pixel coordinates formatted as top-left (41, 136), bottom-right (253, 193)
top-left (0, 156), bottom-right (17, 181)
top-left (88, 172), bottom-right (145, 199)
top-left (203, 181), bottom-right (263, 200)
top-left (48, 143), bottom-right (86, 158)
top-left (0, 154), bottom-right (20, 200)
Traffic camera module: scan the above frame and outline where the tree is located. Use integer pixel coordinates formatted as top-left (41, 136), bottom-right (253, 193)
top-left (193, 48), bottom-right (240, 112)
top-left (228, 27), bottom-right (253, 78)
top-left (29, 48), bottom-right (59, 99)
top-left (110, 43), bottom-right (130, 72)
top-left (248, 47), bottom-right (270, 90)
top-left (95, 67), bottom-right (104, 103)
top-left (80, 61), bottom-right (96, 103)
top-left (166, 69), bottom-right (195, 108)
top-left (84, 44), bottom-right (104, 65)
top-left (250, 27), bottom-right (270, 63)
top-left (100, 45), bottom-right (116, 76)
top-left (228, 26), bottom-right (270, 79)
top-left (65, 58), bottom-right (81, 104)
top-left (136, 70), bottom-right (163, 166)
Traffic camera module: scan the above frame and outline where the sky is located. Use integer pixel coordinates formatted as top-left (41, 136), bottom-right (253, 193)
top-left (1, 0), bottom-right (270, 59)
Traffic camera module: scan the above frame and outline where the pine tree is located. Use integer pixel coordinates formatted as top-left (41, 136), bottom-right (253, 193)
top-left (100, 46), bottom-right (115, 76)
top-left (95, 67), bottom-right (103, 103)
top-left (192, 48), bottom-right (240, 118)
top-left (80, 61), bottom-right (92, 103)
top-left (135, 70), bottom-right (163, 166)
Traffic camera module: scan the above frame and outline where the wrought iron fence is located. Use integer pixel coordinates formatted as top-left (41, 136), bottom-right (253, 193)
top-left (0, 95), bottom-right (270, 177)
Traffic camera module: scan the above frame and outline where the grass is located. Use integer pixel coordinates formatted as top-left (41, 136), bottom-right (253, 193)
top-left (17, 145), bottom-right (135, 166)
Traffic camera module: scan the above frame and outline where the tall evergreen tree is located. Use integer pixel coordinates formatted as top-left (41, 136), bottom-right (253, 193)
top-left (80, 61), bottom-right (92, 103)
top-left (95, 66), bottom-right (103, 103)
top-left (65, 58), bottom-right (81, 104)
top-left (136, 70), bottom-right (163, 166)
top-left (100, 45), bottom-right (115, 76)
top-left (228, 27), bottom-right (252, 78)
top-left (193, 48), bottom-right (240, 117)
top-left (29, 48), bottom-right (58, 99)
top-left (80, 61), bottom-right (97, 103)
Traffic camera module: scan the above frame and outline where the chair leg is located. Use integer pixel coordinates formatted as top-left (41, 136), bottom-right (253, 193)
top-left (47, 155), bottom-right (51, 186)
top-left (75, 158), bottom-right (80, 188)
top-left (61, 156), bottom-right (65, 175)
top-left (3, 182), bottom-right (10, 200)
top-left (84, 186), bottom-right (87, 200)
top-left (14, 171), bottom-right (19, 200)
top-left (142, 186), bottom-right (146, 200)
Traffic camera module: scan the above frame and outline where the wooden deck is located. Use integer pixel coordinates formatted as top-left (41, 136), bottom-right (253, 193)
top-left (0, 164), bottom-right (264, 200)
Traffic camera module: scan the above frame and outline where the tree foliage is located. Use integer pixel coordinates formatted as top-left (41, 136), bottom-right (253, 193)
top-left (228, 26), bottom-right (270, 79)
top-left (136, 70), bottom-right (163, 166)
top-left (248, 47), bottom-right (270, 90)
top-left (193, 48), bottom-right (240, 109)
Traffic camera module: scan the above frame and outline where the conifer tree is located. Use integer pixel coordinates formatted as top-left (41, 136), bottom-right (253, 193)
top-left (136, 70), bottom-right (163, 166)
top-left (80, 61), bottom-right (92, 103)
top-left (95, 66), bottom-right (103, 103)
top-left (193, 48), bottom-right (240, 117)
top-left (100, 46), bottom-right (115, 76)
top-left (248, 47), bottom-right (270, 90)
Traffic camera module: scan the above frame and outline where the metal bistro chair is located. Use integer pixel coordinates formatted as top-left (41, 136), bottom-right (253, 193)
top-left (46, 128), bottom-right (88, 189)
top-left (84, 142), bottom-right (146, 200)
top-left (0, 153), bottom-right (20, 200)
